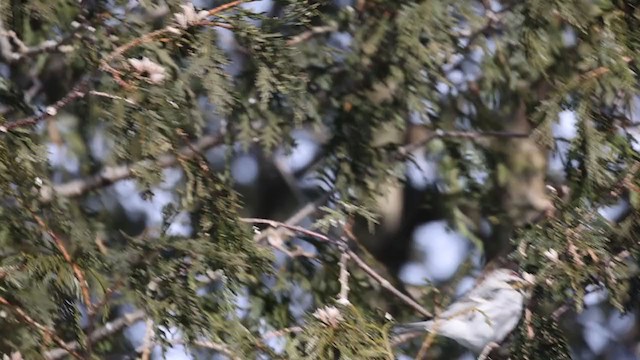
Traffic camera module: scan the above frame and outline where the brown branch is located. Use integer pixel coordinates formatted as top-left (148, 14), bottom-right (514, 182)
top-left (44, 310), bottom-right (146, 360)
top-left (253, 196), bottom-right (329, 243)
top-left (206, 0), bottom-right (247, 16)
top-left (102, 28), bottom-right (169, 65)
top-left (240, 218), bottom-right (433, 318)
top-left (0, 296), bottom-right (82, 359)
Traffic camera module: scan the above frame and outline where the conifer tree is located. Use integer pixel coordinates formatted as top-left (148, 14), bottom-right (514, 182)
top-left (0, 0), bottom-right (638, 359)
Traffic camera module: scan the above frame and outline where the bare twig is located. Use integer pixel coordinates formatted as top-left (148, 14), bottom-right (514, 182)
top-left (242, 218), bottom-right (335, 244)
top-left (206, 0), bottom-right (247, 16)
top-left (1, 79), bottom-right (90, 133)
top-left (287, 25), bottom-right (337, 46)
top-left (44, 310), bottom-right (146, 360)
top-left (88, 90), bottom-right (137, 106)
top-left (165, 339), bottom-right (241, 360)
top-left (337, 252), bottom-right (351, 305)
top-left (346, 250), bottom-right (432, 318)
top-left (241, 218), bottom-right (433, 318)
top-left (262, 326), bottom-right (304, 340)
top-left (0, 296), bottom-right (82, 359)
top-left (253, 196), bottom-right (329, 243)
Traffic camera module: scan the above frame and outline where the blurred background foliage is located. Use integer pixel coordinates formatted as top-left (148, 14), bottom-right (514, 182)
top-left (0, 0), bottom-right (639, 359)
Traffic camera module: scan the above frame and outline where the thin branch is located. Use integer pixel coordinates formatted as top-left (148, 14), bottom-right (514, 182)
top-left (337, 252), bottom-right (351, 305)
top-left (165, 339), bottom-right (241, 360)
top-left (44, 310), bottom-right (146, 360)
top-left (40, 133), bottom-right (224, 201)
top-left (287, 25), bottom-right (337, 46)
top-left (253, 197), bottom-right (331, 257)
top-left (240, 218), bottom-right (433, 318)
top-left (253, 195), bottom-right (330, 243)
top-left (88, 90), bottom-right (137, 106)
top-left (346, 250), bottom-right (432, 318)
top-left (206, 0), bottom-right (247, 16)
top-left (0, 296), bottom-right (82, 359)
top-left (262, 326), bottom-right (304, 340)
top-left (1, 79), bottom-right (90, 133)
top-left (101, 27), bottom-right (171, 64)
top-left (241, 218), bottom-right (335, 244)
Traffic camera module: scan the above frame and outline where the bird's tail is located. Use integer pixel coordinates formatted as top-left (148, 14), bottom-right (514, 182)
top-left (391, 321), bottom-right (433, 336)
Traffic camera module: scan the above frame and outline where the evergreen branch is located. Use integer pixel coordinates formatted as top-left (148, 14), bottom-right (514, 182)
top-left (43, 310), bottom-right (146, 360)
top-left (30, 213), bottom-right (94, 317)
top-left (40, 133), bottom-right (225, 201)
top-left (0, 296), bottom-right (82, 359)
top-left (100, 0), bottom-right (249, 87)
top-left (240, 218), bottom-right (433, 318)
top-left (581, 56), bottom-right (632, 81)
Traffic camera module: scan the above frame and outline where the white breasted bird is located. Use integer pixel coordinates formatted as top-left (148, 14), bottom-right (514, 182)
top-left (394, 268), bottom-right (530, 353)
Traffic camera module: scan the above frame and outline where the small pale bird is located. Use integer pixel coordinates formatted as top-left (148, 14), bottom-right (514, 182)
top-left (394, 268), bottom-right (529, 353)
